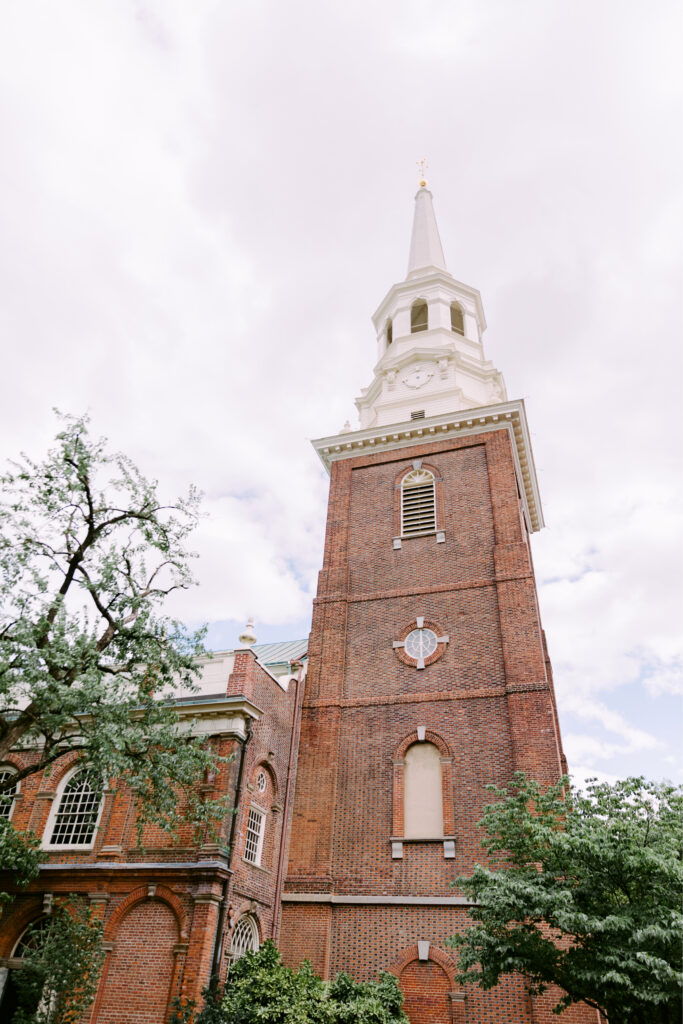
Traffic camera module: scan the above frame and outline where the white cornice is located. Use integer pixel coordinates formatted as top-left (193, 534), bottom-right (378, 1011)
top-left (311, 399), bottom-right (544, 532)
top-left (174, 696), bottom-right (263, 738)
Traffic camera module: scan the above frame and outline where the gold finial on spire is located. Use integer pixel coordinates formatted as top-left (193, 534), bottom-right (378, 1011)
top-left (417, 158), bottom-right (428, 188)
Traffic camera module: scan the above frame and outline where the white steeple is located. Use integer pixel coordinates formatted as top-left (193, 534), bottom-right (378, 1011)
top-left (407, 187), bottom-right (447, 277)
top-left (355, 184), bottom-right (507, 429)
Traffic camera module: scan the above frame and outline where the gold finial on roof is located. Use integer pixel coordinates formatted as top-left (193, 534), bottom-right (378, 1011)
top-left (417, 158), bottom-right (428, 187)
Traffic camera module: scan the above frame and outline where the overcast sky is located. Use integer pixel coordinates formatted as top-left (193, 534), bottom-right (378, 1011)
top-left (1, 0), bottom-right (681, 786)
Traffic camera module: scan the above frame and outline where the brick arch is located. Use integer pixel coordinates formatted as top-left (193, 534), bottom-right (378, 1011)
top-left (389, 943), bottom-right (457, 985)
top-left (0, 898), bottom-right (44, 956)
top-left (394, 729), bottom-right (452, 761)
top-left (43, 750), bottom-right (85, 790)
top-left (227, 902), bottom-right (262, 943)
top-left (393, 461), bottom-right (443, 488)
top-left (390, 945), bottom-right (458, 1024)
top-left (104, 884), bottom-right (187, 942)
top-left (250, 760), bottom-right (279, 801)
top-left (392, 732), bottom-right (455, 838)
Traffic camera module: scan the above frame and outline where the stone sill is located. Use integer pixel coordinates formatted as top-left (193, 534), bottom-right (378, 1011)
top-left (389, 836), bottom-right (455, 859)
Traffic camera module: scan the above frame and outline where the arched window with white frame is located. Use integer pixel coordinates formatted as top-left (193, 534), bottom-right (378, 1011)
top-left (228, 915), bottom-right (259, 965)
top-left (44, 767), bottom-right (103, 849)
top-left (401, 468), bottom-right (436, 537)
top-left (0, 765), bottom-right (19, 820)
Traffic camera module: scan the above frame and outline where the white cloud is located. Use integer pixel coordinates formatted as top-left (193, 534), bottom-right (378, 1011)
top-left (0, 0), bottom-right (681, 781)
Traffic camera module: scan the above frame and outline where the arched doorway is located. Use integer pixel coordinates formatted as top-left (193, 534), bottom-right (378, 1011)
top-left (96, 900), bottom-right (178, 1023)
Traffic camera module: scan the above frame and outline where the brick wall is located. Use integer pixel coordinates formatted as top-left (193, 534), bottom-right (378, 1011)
top-left (280, 427), bottom-right (590, 1023)
top-left (0, 649), bottom-right (300, 1020)
top-left (94, 900), bottom-right (178, 1023)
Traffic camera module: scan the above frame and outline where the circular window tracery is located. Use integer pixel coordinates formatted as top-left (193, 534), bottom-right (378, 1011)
top-left (404, 628), bottom-right (438, 661)
top-left (393, 617), bottom-right (449, 670)
top-left (256, 770), bottom-right (267, 793)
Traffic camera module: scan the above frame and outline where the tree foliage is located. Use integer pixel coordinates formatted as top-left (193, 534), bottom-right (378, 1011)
top-left (451, 774), bottom-right (683, 1023)
top-left (10, 896), bottom-right (104, 1024)
top-left (172, 941), bottom-right (408, 1023)
top-left (0, 413), bottom-right (225, 884)
top-left (0, 818), bottom-right (43, 904)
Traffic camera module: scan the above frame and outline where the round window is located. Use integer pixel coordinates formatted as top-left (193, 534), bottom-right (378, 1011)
top-left (256, 770), bottom-right (267, 793)
top-left (404, 628), bottom-right (438, 661)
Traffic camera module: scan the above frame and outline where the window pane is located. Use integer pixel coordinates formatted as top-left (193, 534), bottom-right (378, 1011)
top-left (244, 807), bottom-right (264, 865)
top-left (49, 770), bottom-right (102, 846)
top-left (0, 768), bottom-right (17, 819)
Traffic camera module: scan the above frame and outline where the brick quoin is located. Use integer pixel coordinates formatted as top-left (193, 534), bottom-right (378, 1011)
top-left (279, 429), bottom-right (599, 1023)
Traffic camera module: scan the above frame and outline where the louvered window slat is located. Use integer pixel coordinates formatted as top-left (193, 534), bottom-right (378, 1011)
top-left (401, 470), bottom-right (437, 536)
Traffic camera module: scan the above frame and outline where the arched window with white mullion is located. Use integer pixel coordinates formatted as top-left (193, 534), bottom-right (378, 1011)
top-left (228, 915), bottom-right (259, 965)
top-left (44, 767), bottom-right (103, 849)
top-left (0, 766), bottom-right (19, 820)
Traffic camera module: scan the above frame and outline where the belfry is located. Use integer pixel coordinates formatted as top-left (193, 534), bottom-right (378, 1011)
top-left (279, 184), bottom-right (595, 1023)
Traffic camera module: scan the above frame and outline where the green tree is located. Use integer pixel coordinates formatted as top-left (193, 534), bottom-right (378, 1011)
top-left (0, 413), bottom-right (224, 891)
top-left (203, 941), bottom-right (408, 1023)
top-left (0, 819), bottom-right (43, 906)
top-left (451, 774), bottom-right (683, 1023)
top-left (10, 896), bottom-right (104, 1024)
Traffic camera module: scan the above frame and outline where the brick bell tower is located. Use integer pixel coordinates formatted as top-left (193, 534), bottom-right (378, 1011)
top-left (280, 183), bottom-right (591, 1024)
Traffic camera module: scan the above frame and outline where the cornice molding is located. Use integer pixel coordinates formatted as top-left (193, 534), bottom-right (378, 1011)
top-left (281, 892), bottom-right (474, 906)
top-left (312, 399), bottom-right (544, 532)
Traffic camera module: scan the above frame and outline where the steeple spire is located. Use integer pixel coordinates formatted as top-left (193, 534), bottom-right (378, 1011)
top-left (352, 185), bottom-right (508, 430)
top-left (407, 186), bottom-right (447, 278)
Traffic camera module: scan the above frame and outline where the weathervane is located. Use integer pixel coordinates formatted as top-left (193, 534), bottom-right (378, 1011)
top-left (417, 158), bottom-right (428, 187)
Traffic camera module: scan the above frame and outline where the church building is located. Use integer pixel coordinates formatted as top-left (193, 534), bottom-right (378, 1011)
top-left (0, 185), bottom-right (598, 1023)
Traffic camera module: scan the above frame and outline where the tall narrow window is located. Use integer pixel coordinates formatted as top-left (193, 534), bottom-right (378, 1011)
top-left (47, 769), bottom-right (102, 848)
top-left (244, 806), bottom-right (265, 865)
top-left (411, 300), bottom-right (428, 333)
top-left (404, 742), bottom-right (443, 838)
top-left (401, 469), bottom-right (436, 536)
top-left (0, 767), bottom-right (18, 819)
top-left (386, 318), bottom-right (393, 345)
top-left (450, 303), bottom-right (464, 335)
top-left (228, 915), bottom-right (259, 965)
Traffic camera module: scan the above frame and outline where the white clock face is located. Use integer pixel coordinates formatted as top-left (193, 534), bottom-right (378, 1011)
top-left (404, 628), bottom-right (438, 661)
top-left (403, 367), bottom-right (433, 389)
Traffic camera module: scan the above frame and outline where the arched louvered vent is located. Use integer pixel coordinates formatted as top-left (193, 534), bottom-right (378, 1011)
top-left (401, 469), bottom-right (436, 536)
